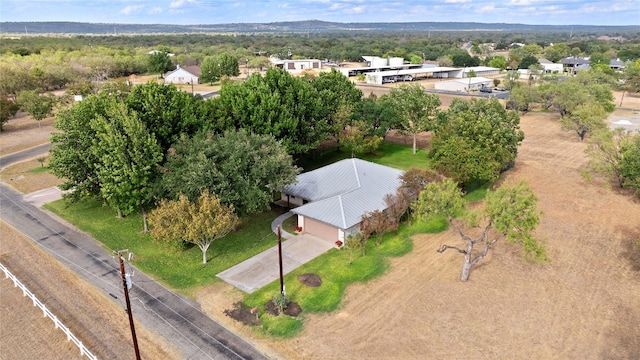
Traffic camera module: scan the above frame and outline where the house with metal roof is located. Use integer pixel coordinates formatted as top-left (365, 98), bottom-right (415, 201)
top-left (164, 65), bottom-right (201, 85)
top-left (280, 158), bottom-right (403, 243)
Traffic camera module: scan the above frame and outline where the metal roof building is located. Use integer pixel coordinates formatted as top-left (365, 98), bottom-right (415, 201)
top-left (281, 158), bottom-right (403, 242)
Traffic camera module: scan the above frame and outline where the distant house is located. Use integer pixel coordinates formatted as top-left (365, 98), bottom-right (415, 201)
top-left (435, 77), bottom-right (493, 92)
top-left (270, 57), bottom-right (322, 73)
top-left (280, 158), bottom-right (403, 243)
top-left (561, 57), bottom-right (590, 73)
top-left (610, 58), bottom-right (624, 71)
top-left (164, 65), bottom-right (201, 85)
top-left (538, 58), bottom-right (564, 73)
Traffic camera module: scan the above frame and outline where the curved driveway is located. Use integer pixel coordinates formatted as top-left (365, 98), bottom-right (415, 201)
top-left (0, 183), bottom-right (267, 360)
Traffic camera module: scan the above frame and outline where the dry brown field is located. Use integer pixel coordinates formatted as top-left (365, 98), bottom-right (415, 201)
top-left (1, 89), bottom-right (639, 359)
top-left (0, 223), bottom-right (181, 360)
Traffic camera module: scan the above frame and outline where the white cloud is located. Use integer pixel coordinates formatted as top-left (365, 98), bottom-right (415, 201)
top-left (349, 5), bottom-right (365, 14)
top-left (478, 4), bottom-right (497, 12)
top-left (149, 7), bottom-right (163, 15)
top-left (169, 0), bottom-right (197, 9)
top-left (121, 5), bottom-right (144, 15)
top-left (445, 0), bottom-right (471, 3)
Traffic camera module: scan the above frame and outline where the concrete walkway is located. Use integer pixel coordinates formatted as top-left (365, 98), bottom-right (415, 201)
top-left (270, 211), bottom-right (295, 239)
top-left (216, 234), bottom-right (334, 293)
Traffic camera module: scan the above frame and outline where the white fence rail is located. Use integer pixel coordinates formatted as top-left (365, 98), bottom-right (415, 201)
top-left (0, 262), bottom-right (98, 360)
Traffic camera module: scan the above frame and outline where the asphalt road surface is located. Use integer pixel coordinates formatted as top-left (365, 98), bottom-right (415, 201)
top-left (0, 183), bottom-right (268, 360)
top-left (0, 143), bottom-right (52, 169)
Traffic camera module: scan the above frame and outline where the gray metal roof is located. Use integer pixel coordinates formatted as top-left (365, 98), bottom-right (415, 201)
top-left (286, 158), bottom-right (403, 230)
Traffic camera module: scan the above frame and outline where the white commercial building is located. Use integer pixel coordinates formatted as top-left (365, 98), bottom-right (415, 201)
top-left (434, 77), bottom-right (493, 92)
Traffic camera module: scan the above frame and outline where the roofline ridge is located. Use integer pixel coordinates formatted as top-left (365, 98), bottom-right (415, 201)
top-left (351, 158), bottom-right (361, 188)
top-left (338, 194), bottom-right (347, 229)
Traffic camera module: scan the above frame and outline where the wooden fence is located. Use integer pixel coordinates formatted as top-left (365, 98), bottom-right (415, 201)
top-left (0, 262), bottom-right (98, 360)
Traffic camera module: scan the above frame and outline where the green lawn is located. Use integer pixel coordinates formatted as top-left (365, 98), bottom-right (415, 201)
top-left (44, 199), bottom-right (287, 293)
top-left (296, 142), bottom-right (430, 172)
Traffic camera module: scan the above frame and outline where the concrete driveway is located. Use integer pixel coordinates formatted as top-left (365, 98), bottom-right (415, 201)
top-left (217, 234), bottom-right (334, 293)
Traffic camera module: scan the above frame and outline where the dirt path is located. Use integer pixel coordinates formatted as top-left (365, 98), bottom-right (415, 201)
top-left (0, 222), bottom-right (180, 360)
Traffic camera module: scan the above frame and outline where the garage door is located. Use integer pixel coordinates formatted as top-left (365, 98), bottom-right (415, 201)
top-left (304, 218), bottom-right (338, 243)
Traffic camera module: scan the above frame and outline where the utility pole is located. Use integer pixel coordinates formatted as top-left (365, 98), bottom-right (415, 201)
top-left (119, 251), bottom-right (141, 360)
top-left (277, 226), bottom-right (284, 295)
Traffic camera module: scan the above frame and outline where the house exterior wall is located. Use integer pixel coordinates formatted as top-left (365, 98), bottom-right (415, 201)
top-left (280, 193), bottom-right (304, 206)
top-left (164, 68), bottom-right (199, 84)
top-left (281, 60), bottom-right (322, 72)
top-left (542, 63), bottom-right (563, 73)
top-left (303, 218), bottom-right (339, 243)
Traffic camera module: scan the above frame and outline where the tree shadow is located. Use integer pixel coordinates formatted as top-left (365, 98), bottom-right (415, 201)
top-left (618, 225), bottom-right (640, 272)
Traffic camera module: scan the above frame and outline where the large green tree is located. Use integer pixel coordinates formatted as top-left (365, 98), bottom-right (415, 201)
top-left (91, 101), bottom-right (163, 231)
top-left (49, 93), bottom-right (113, 201)
top-left (162, 129), bottom-right (299, 216)
top-left (200, 52), bottom-right (240, 84)
top-left (149, 191), bottom-right (238, 264)
top-left (147, 50), bottom-right (173, 74)
top-left (125, 82), bottom-right (202, 152)
top-left (212, 68), bottom-right (328, 154)
top-left (429, 98), bottom-right (524, 185)
top-left (311, 68), bottom-right (363, 139)
top-left (414, 179), bottom-right (546, 281)
top-left (386, 84), bottom-right (441, 154)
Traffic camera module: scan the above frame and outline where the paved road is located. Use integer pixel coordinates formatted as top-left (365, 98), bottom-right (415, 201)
top-left (0, 183), bottom-right (268, 360)
top-left (0, 143), bottom-right (52, 169)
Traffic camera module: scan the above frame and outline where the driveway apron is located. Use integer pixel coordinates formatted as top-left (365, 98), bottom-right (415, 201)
top-left (216, 234), bottom-right (333, 293)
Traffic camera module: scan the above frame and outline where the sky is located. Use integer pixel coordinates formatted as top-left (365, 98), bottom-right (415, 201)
top-left (1, 0), bottom-right (639, 26)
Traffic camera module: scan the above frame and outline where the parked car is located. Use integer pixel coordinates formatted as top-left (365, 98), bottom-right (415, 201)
top-left (382, 77), bottom-right (396, 83)
top-left (401, 75), bottom-right (414, 81)
top-left (480, 87), bottom-right (492, 93)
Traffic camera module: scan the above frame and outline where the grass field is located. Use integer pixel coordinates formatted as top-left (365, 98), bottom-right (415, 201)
top-left (44, 199), bottom-right (287, 293)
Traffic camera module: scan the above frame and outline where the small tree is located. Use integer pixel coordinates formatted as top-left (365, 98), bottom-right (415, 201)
top-left (346, 233), bottom-right (366, 264)
top-left (16, 90), bottom-right (56, 128)
top-left (149, 191), bottom-right (238, 264)
top-left (414, 179), bottom-right (547, 281)
top-left (0, 93), bottom-right (19, 131)
top-left (399, 168), bottom-right (444, 226)
top-left (619, 132), bottom-right (640, 195)
top-left (560, 102), bottom-right (607, 141)
top-left (583, 128), bottom-right (629, 188)
top-left (384, 191), bottom-right (410, 234)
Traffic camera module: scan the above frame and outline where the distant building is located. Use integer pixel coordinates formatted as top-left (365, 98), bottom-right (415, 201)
top-left (435, 77), bottom-right (493, 92)
top-left (148, 49), bottom-right (175, 57)
top-left (610, 58), bottom-right (625, 71)
top-left (164, 65), bottom-right (201, 85)
top-left (455, 66), bottom-right (500, 78)
top-left (538, 59), bottom-right (564, 73)
top-left (270, 58), bottom-right (322, 73)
